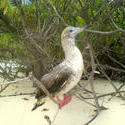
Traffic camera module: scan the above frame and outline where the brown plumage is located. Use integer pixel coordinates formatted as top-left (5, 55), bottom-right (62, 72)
top-left (35, 63), bottom-right (73, 98)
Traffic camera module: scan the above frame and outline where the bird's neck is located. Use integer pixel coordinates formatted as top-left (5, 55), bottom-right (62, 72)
top-left (61, 38), bottom-right (83, 64)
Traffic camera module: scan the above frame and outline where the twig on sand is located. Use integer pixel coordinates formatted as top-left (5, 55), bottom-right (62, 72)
top-left (44, 115), bottom-right (51, 125)
top-left (51, 106), bottom-right (60, 125)
top-left (44, 106), bottom-right (60, 125)
top-left (0, 77), bottom-right (29, 95)
top-left (76, 94), bottom-right (97, 108)
top-left (84, 112), bottom-right (98, 125)
top-left (0, 84), bottom-right (10, 94)
top-left (96, 59), bottom-right (125, 100)
top-left (0, 92), bottom-right (35, 98)
top-left (84, 104), bottom-right (108, 125)
top-left (0, 77), bottom-right (29, 85)
top-left (76, 91), bottom-right (125, 100)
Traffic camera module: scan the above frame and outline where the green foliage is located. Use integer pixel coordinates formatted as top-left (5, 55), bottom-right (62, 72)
top-left (0, 32), bottom-right (24, 60)
top-left (0, 0), bottom-right (125, 81)
top-left (0, 0), bottom-right (9, 14)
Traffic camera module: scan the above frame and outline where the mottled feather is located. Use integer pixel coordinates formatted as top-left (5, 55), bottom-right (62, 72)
top-left (36, 62), bottom-right (73, 98)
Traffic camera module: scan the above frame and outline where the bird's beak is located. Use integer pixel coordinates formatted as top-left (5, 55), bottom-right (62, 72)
top-left (72, 24), bottom-right (92, 37)
top-left (81, 24), bottom-right (92, 31)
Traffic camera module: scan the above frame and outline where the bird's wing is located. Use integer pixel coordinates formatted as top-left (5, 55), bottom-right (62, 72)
top-left (41, 62), bottom-right (73, 93)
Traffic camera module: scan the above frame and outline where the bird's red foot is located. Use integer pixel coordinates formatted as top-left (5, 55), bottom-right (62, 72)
top-left (56, 94), bottom-right (72, 109)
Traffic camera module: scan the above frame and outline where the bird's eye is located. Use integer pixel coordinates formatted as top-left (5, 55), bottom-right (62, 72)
top-left (69, 29), bottom-right (73, 33)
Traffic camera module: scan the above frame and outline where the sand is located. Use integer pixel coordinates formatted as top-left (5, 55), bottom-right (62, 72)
top-left (0, 79), bottom-right (125, 125)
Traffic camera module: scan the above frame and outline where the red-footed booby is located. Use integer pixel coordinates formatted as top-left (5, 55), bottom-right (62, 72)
top-left (34, 25), bottom-right (88, 109)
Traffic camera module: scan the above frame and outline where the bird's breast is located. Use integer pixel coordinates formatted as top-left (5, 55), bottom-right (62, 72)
top-left (65, 47), bottom-right (84, 74)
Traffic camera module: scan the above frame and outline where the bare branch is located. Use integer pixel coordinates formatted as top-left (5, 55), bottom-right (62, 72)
top-left (86, 33), bottom-right (100, 113)
top-left (0, 77), bottom-right (29, 85)
top-left (48, 0), bottom-right (68, 26)
top-left (107, 54), bottom-right (125, 69)
top-left (35, 0), bottom-right (41, 32)
top-left (98, 64), bottom-right (125, 73)
top-left (14, 0), bottom-right (29, 36)
top-left (0, 15), bottom-right (17, 33)
top-left (105, 0), bottom-right (125, 33)
top-left (76, 94), bottom-right (97, 108)
top-left (96, 58), bottom-right (125, 100)
top-left (84, 29), bottom-right (120, 34)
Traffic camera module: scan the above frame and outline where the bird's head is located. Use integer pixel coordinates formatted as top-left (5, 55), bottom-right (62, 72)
top-left (61, 25), bottom-right (89, 40)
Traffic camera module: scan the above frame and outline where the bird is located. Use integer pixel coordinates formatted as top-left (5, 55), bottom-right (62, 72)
top-left (33, 25), bottom-right (89, 110)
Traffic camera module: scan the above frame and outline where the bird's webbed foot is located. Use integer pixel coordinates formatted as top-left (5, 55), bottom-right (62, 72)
top-left (56, 94), bottom-right (72, 109)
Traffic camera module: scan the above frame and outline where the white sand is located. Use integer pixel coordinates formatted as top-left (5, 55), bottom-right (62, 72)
top-left (0, 79), bottom-right (125, 125)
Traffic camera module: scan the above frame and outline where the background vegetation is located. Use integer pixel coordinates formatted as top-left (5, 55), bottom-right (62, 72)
top-left (0, 0), bottom-right (125, 81)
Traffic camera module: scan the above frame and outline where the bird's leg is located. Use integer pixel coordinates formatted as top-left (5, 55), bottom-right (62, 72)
top-left (56, 94), bottom-right (72, 109)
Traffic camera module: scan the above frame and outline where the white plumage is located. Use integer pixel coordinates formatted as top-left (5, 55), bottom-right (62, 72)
top-left (33, 26), bottom-right (88, 110)
top-left (37, 26), bottom-right (86, 96)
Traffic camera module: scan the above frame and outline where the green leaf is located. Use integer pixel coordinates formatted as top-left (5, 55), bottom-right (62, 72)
top-left (76, 16), bottom-right (86, 26)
